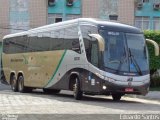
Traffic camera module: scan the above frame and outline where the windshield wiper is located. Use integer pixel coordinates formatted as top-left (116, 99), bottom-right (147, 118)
top-left (128, 48), bottom-right (142, 75)
top-left (116, 47), bottom-right (126, 74)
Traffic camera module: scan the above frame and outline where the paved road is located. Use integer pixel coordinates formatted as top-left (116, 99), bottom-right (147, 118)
top-left (0, 83), bottom-right (160, 120)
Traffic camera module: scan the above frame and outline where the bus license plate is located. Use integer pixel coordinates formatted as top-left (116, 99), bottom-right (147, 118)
top-left (125, 88), bottom-right (133, 92)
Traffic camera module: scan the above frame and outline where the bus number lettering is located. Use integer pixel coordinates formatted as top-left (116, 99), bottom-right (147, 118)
top-left (74, 57), bottom-right (80, 61)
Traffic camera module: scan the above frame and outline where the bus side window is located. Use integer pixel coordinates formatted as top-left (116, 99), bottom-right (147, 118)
top-left (15, 36), bottom-right (29, 53)
top-left (3, 38), bottom-right (17, 54)
top-left (28, 36), bottom-right (38, 52)
top-left (64, 26), bottom-right (80, 53)
top-left (80, 25), bottom-right (98, 66)
top-left (37, 32), bottom-right (51, 51)
top-left (50, 29), bottom-right (64, 50)
top-left (3, 39), bottom-right (10, 54)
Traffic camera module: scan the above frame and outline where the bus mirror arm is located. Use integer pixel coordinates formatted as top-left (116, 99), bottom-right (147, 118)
top-left (88, 34), bottom-right (105, 52)
top-left (146, 39), bottom-right (159, 56)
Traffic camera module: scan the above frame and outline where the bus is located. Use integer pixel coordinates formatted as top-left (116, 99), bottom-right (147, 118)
top-left (1, 18), bottom-right (159, 101)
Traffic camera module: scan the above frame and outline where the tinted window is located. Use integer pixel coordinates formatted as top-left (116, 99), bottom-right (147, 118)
top-left (3, 25), bottom-right (80, 54)
top-left (80, 25), bottom-right (98, 62)
top-left (64, 26), bottom-right (80, 53)
top-left (50, 29), bottom-right (64, 50)
top-left (3, 35), bottom-right (28, 54)
top-left (3, 38), bottom-right (15, 54)
top-left (16, 36), bottom-right (28, 53)
top-left (28, 33), bottom-right (51, 52)
top-left (28, 30), bottom-right (64, 52)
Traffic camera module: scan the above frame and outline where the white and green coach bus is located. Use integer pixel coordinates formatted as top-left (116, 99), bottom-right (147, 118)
top-left (1, 18), bottom-right (159, 100)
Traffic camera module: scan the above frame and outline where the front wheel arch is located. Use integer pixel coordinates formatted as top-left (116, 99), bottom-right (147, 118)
top-left (17, 72), bottom-right (24, 81)
top-left (69, 73), bottom-right (80, 91)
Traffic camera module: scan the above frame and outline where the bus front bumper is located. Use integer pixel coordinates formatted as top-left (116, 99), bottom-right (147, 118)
top-left (101, 80), bottom-right (150, 96)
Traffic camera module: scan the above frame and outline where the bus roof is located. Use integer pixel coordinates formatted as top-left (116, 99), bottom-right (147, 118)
top-left (3, 18), bottom-right (142, 39)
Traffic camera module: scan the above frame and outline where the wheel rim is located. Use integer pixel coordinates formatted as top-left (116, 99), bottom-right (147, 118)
top-left (73, 79), bottom-right (78, 96)
top-left (11, 77), bottom-right (16, 90)
top-left (19, 80), bottom-right (22, 91)
top-left (18, 77), bottom-right (23, 91)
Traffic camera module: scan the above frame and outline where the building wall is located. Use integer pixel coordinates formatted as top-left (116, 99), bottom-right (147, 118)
top-left (99, 0), bottom-right (118, 20)
top-left (2, 0), bottom-right (154, 41)
top-left (118, 0), bottom-right (135, 26)
top-left (29, 0), bottom-right (47, 28)
top-left (82, 0), bottom-right (99, 18)
top-left (82, 0), bottom-right (134, 25)
top-left (9, 0), bottom-right (30, 33)
top-left (0, 0), bottom-right (47, 40)
top-left (135, 0), bottom-right (160, 30)
top-left (0, 0), bottom-right (9, 41)
top-left (48, 0), bottom-right (81, 23)
top-left (48, 0), bottom-right (81, 14)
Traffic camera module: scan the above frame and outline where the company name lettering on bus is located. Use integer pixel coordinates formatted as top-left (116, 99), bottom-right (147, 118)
top-left (108, 32), bottom-right (120, 36)
top-left (74, 57), bottom-right (80, 61)
top-left (11, 59), bottom-right (24, 62)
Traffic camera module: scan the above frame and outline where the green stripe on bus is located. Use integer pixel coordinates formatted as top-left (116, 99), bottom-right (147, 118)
top-left (22, 55), bottom-right (28, 64)
top-left (45, 50), bottom-right (67, 87)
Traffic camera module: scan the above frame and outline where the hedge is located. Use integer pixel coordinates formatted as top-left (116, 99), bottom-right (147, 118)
top-left (144, 30), bottom-right (160, 73)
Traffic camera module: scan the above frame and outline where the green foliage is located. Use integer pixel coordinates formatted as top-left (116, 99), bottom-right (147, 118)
top-left (150, 76), bottom-right (160, 87)
top-left (144, 30), bottom-right (160, 71)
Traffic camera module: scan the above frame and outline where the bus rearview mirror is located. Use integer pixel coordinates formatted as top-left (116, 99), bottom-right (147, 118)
top-left (88, 34), bottom-right (105, 52)
top-left (146, 39), bottom-right (159, 56)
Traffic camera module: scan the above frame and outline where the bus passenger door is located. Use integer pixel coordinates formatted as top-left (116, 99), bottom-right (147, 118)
top-left (89, 41), bottom-right (102, 92)
top-left (90, 41), bottom-right (99, 67)
top-left (83, 40), bottom-right (101, 92)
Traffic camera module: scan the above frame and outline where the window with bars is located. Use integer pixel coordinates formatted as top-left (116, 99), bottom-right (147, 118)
top-left (153, 17), bottom-right (160, 30)
top-left (135, 17), bottom-right (150, 30)
top-left (143, 0), bottom-right (149, 3)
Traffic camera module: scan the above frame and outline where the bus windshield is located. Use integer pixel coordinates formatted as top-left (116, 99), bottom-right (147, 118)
top-left (99, 30), bottom-right (149, 75)
top-left (126, 33), bottom-right (149, 73)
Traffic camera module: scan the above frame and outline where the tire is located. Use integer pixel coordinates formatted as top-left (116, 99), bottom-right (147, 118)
top-left (43, 88), bottom-right (60, 94)
top-left (73, 77), bottom-right (83, 100)
top-left (112, 94), bottom-right (122, 101)
top-left (18, 75), bottom-right (27, 93)
top-left (10, 75), bottom-right (18, 92)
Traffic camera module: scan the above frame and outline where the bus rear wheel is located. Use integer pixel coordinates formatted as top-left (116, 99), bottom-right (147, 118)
top-left (10, 75), bottom-right (18, 92)
top-left (18, 75), bottom-right (27, 93)
top-left (112, 93), bottom-right (122, 101)
top-left (73, 77), bottom-right (82, 100)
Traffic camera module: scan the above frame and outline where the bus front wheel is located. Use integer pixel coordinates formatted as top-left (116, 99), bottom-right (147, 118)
top-left (73, 77), bottom-right (83, 100)
top-left (112, 93), bottom-right (122, 101)
top-left (10, 75), bottom-right (18, 92)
